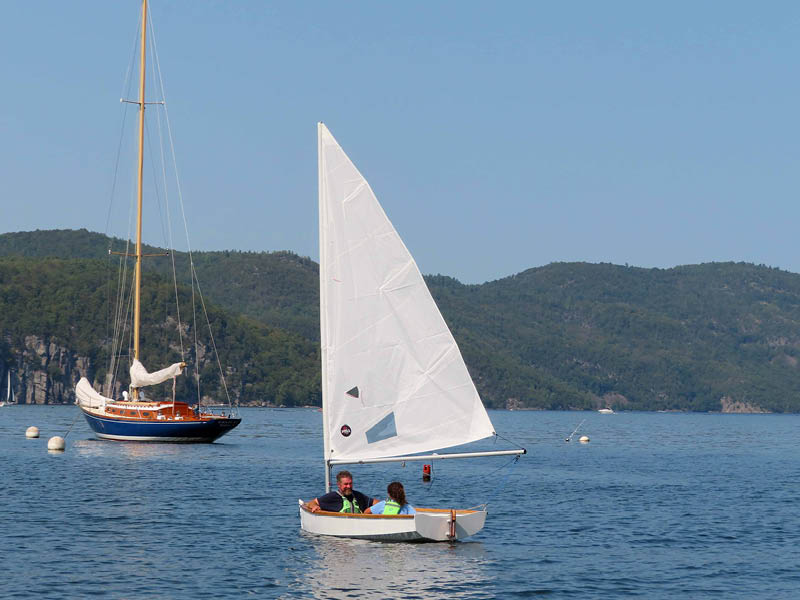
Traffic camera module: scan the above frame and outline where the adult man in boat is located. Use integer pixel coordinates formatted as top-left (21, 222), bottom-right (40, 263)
top-left (305, 470), bottom-right (378, 514)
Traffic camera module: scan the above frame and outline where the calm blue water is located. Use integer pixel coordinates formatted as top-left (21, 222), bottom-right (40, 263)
top-left (2, 407), bottom-right (798, 599)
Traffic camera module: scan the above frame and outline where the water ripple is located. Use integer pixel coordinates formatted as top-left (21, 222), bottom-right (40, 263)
top-left (2, 408), bottom-right (799, 598)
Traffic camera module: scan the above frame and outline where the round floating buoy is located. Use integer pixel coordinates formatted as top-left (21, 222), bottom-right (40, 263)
top-left (579, 435), bottom-right (590, 443)
top-left (47, 436), bottom-right (66, 452)
top-left (26, 426), bottom-right (39, 438)
top-left (422, 464), bottom-right (431, 481)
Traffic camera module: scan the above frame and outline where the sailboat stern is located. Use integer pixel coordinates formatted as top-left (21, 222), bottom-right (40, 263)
top-left (413, 508), bottom-right (487, 541)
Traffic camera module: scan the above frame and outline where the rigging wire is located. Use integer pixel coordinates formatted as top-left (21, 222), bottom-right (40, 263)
top-left (108, 240), bottom-right (134, 396)
top-left (103, 16), bottom-right (140, 398)
top-left (150, 10), bottom-right (235, 412)
top-left (144, 118), bottom-right (171, 254)
top-left (468, 454), bottom-right (522, 511)
top-left (147, 26), bottom-right (186, 362)
top-left (494, 431), bottom-right (527, 453)
top-left (191, 258), bottom-right (201, 407)
top-left (191, 264), bottom-right (235, 408)
top-left (107, 18), bottom-right (141, 399)
top-left (103, 13), bottom-right (141, 240)
top-left (148, 16), bottom-right (203, 407)
top-left (142, 115), bottom-right (185, 368)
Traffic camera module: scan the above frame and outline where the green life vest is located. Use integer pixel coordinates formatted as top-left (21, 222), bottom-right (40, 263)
top-left (339, 494), bottom-right (362, 514)
top-left (383, 500), bottom-right (402, 515)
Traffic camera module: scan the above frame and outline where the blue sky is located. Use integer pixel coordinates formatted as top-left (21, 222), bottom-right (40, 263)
top-left (2, 1), bottom-right (799, 284)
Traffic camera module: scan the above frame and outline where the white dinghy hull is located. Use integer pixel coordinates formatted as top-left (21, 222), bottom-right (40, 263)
top-left (299, 501), bottom-right (486, 542)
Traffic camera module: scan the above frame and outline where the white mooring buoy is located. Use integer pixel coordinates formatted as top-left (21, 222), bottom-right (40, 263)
top-left (26, 426), bottom-right (40, 438)
top-left (47, 436), bottom-right (66, 452)
top-left (579, 435), bottom-right (590, 443)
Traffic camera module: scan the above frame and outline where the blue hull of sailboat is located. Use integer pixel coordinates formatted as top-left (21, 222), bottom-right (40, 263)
top-left (80, 409), bottom-right (240, 443)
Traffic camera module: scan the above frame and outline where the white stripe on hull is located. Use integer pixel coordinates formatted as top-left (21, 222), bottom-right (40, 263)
top-left (94, 433), bottom-right (213, 442)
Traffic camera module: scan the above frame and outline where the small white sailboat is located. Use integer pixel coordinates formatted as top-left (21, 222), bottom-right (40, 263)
top-left (1, 370), bottom-right (16, 407)
top-left (598, 408), bottom-right (614, 414)
top-left (7, 371), bottom-right (15, 404)
top-left (299, 123), bottom-right (525, 542)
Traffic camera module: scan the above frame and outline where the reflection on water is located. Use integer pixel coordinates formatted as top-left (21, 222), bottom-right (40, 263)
top-left (71, 437), bottom-right (190, 459)
top-left (292, 535), bottom-right (493, 599)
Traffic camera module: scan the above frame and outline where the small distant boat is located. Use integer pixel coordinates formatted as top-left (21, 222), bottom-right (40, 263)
top-left (1, 370), bottom-right (16, 407)
top-left (74, 0), bottom-right (240, 443)
top-left (598, 408), bottom-right (614, 414)
top-left (299, 124), bottom-right (525, 542)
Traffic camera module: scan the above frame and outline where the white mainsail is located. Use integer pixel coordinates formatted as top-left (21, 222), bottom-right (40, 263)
top-left (6, 371), bottom-right (14, 405)
top-left (130, 359), bottom-right (185, 388)
top-left (318, 123), bottom-right (495, 463)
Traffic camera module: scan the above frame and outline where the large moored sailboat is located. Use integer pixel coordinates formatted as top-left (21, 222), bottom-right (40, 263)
top-left (75, 0), bottom-right (240, 442)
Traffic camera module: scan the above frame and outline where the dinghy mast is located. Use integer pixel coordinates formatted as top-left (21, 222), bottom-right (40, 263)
top-left (318, 121), bottom-right (332, 492)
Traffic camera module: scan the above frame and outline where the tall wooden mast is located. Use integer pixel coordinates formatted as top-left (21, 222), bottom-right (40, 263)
top-left (132, 0), bottom-right (148, 398)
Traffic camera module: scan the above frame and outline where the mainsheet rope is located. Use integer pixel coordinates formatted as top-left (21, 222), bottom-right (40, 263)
top-left (468, 453), bottom-right (522, 510)
top-left (416, 431), bottom-right (526, 510)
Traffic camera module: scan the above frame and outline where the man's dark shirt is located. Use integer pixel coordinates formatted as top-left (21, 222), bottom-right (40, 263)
top-left (317, 490), bottom-right (373, 512)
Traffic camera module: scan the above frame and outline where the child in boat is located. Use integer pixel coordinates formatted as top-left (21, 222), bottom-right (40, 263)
top-left (364, 481), bottom-right (416, 515)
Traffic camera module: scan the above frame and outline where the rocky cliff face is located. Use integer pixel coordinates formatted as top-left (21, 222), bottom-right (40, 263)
top-left (720, 396), bottom-right (770, 414)
top-left (6, 335), bottom-right (227, 405)
top-left (7, 335), bottom-right (93, 404)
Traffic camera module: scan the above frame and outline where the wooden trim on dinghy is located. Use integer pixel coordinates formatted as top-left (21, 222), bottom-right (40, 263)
top-left (299, 505), bottom-right (481, 518)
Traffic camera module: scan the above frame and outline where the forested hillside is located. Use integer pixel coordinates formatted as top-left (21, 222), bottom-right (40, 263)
top-left (0, 229), bottom-right (319, 339)
top-left (0, 255), bottom-right (318, 406)
top-left (2, 229), bottom-right (800, 412)
top-left (429, 263), bottom-right (800, 411)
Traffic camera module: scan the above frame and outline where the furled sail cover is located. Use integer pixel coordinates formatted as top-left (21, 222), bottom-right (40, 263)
top-left (75, 377), bottom-right (111, 408)
top-left (318, 123), bottom-right (495, 461)
top-left (130, 359), bottom-right (184, 388)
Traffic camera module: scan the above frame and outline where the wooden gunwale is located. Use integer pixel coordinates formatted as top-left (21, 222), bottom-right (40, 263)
top-left (299, 506), bottom-right (480, 519)
top-left (83, 403), bottom-right (228, 423)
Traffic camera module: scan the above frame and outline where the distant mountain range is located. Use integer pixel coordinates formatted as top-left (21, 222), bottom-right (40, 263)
top-left (2, 229), bottom-right (799, 412)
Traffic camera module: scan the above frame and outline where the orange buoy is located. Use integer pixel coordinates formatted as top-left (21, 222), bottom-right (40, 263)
top-left (422, 464), bottom-right (431, 481)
